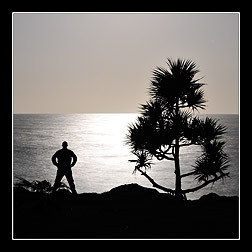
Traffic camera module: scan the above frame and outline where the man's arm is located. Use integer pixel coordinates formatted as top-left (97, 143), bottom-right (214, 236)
top-left (71, 152), bottom-right (77, 167)
top-left (51, 152), bottom-right (58, 167)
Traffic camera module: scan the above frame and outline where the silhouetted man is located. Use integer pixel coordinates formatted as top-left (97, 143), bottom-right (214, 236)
top-left (52, 141), bottom-right (77, 194)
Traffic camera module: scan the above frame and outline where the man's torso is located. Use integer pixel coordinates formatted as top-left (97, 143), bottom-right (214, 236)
top-left (55, 149), bottom-right (74, 168)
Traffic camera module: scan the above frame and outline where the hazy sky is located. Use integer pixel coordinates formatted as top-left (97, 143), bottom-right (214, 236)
top-left (13, 12), bottom-right (239, 114)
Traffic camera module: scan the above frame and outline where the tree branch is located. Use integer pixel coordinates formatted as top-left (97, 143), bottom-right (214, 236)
top-left (180, 171), bottom-right (196, 178)
top-left (135, 167), bottom-right (175, 195)
top-left (182, 174), bottom-right (227, 194)
top-left (154, 150), bottom-right (174, 161)
top-left (164, 156), bottom-right (175, 161)
top-left (162, 145), bottom-right (175, 156)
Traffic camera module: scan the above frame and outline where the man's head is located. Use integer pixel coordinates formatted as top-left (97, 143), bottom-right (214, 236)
top-left (62, 141), bottom-right (68, 148)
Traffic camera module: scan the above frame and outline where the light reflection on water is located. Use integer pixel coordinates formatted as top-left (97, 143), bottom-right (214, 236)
top-left (13, 113), bottom-right (239, 200)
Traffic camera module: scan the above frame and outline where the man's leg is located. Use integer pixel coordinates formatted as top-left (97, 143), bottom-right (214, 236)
top-left (65, 170), bottom-right (77, 194)
top-left (52, 169), bottom-right (64, 193)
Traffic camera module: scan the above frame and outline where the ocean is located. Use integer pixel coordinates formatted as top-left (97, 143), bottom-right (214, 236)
top-left (13, 113), bottom-right (239, 200)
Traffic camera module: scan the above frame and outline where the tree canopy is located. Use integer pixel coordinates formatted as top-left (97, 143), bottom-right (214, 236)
top-left (126, 58), bottom-right (230, 199)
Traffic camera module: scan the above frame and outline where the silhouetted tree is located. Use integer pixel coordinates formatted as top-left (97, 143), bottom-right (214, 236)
top-left (126, 58), bottom-right (230, 200)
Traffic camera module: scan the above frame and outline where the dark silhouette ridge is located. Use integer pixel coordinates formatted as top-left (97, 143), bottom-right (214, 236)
top-left (126, 58), bottom-right (230, 200)
top-left (51, 141), bottom-right (77, 194)
top-left (13, 182), bottom-right (239, 239)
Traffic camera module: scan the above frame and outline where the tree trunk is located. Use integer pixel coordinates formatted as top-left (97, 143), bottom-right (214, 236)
top-left (174, 100), bottom-right (183, 199)
top-left (174, 138), bottom-right (183, 199)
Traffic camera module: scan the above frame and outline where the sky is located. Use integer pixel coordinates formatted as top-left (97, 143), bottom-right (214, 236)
top-left (13, 12), bottom-right (239, 114)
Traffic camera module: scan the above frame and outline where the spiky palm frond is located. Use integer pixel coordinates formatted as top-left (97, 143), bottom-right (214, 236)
top-left (140, 100), bottom-right (167, 135)
top-left (129, 150), bottom-right (153, 174)
top-left (166, 58), bottom-right (199, 80)
top-left (126, 115), bottom-right (167, 155)
top-left (149, 58), bottom-right (206, 111)
top-left (186, 87), bottom-right (206, 111)
top-left (200, 117), bottom-right (227, 142)
top-left (149, 66), bottom-right (175, 109)
top-left (126, 104), bottom-right (193, 154)
top-left (140, 100), bottom-right (165, 120)
top-left (187, 116), bottom-right (227, 144)
top-left (192, 140), bottom-right (230, 183)
top-left (154, 109), bottom-right (192, 143)
top-left (126, 116), bottom-right (151, 151)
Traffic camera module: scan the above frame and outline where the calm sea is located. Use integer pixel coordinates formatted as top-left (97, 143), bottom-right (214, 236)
top-left (13, 113), bottom-right (239, 200)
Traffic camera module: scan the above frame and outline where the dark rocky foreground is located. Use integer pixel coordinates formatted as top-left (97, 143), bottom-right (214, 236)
top-left (13, 183), bottom-right (239, 239)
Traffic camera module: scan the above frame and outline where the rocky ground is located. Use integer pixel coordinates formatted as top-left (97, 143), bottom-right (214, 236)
top-left (13, 183), bottom-right (239, 239)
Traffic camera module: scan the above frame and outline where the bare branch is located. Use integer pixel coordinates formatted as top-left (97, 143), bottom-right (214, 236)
top-left (160, 145), bottom-right (174, 155)
top-left (164, 155), bottom-right (175, 161)
top-left (182, 173), bottom-right (228, 194)
top-left (154, 150), bottom-right (175, 161)
top-left (135, 167), bottom-right (175, 195)
top-left (180, 171), bottom-right (195, 179)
